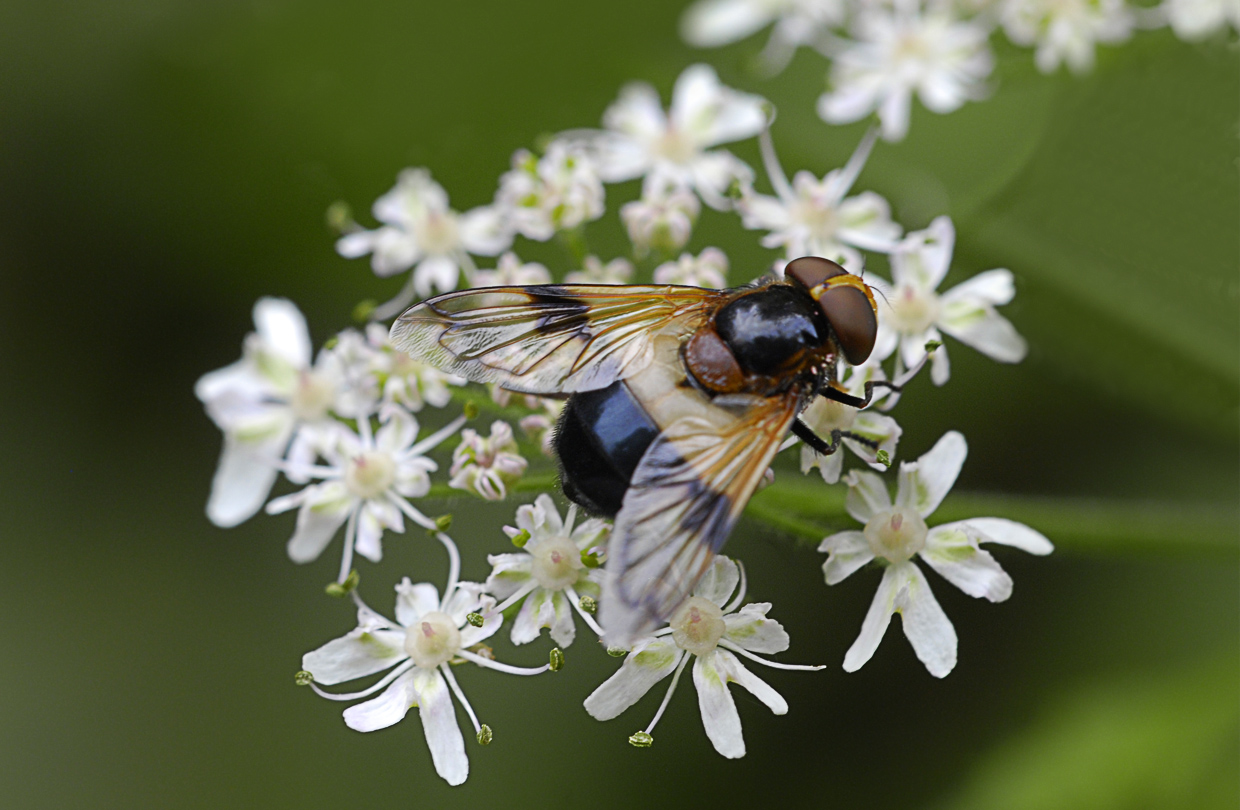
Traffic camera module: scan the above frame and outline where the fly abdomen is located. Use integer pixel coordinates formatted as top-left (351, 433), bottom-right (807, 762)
top-left (555, 380), bottom-right (660, 518)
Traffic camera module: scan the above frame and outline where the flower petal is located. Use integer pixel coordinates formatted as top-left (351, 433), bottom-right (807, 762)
top-left (395, 579), bottom-right (440, 627)
top-left (253, 297), bottom-right (312, 368)
top-left (895, 430), bottom-right (966, 518)
top-left (922, 524), bottom-right (1013, 602)
top-left (548, 590), bottom-right (578, 648)
top-left (895, 563), bottom-right (957, 678)
top-left (842, 563), bottom-right (903, 673)
top-left (458, 204), bottom-right (512, 256)
top-left (583, 638), bottom-right (683, 721)
top-left (938, 301), bottom-right (1027, 363)
top-left (941, 268), bottom-right (1015, 306)
top-left (287, 485), bottom-right (353, 564)
top-left (342, 669), bottom-right (417, 732)
top-left (671, 63), bottom-right (766, 147)
top-left (206, 432), bottom-right (287, 528)
top-left (483, 553), bottom-right (533, 600)
top-left (510, 587), bottom-right (556, 645)
top-left (818, 530), bottom-right (876, 585)
top-left (693, 652), bottom-right (745, 758)
top-left (680, 0), bottom-right (776, 47)
top-left (966, 517), bottom-right (1054, 555)
top-left (723, 603), bottom-right (789, 654)
top-left (844, 470), bottom-right (893, 522)
top-left (716, 649), bottom-right (787, 715)
top-left (412, 668), bottom-right (469, 786)
top-left (693, 556), bottom-right (740, 607)
top-left (303, 628), bottom-right (407, 685)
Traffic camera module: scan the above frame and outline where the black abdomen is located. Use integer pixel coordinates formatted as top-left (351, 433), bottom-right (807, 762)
top-left (555, 380), bottom-right (659, 518)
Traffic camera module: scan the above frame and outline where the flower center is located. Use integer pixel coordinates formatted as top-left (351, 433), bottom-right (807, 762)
top-left (417, 209), bottom-right (460, 256)
top-left (530, 534), bottom-right (584, 590)
top-left (792, 196), bottom-right (838, 241)
top-left (345, 450), bottom-right (397, 499)
top-left (864, 507), bottom-right (928, 563)
top-left (655, 127), bottom-right (698, 165)
top-left (290, 370), bottom-right (336, 421)
top-left (403, 611), bottom-right (462, 669)
top-left (889, 284), bottom-right (940, 334)
top-left (670, 596), bottom-right (727, 657)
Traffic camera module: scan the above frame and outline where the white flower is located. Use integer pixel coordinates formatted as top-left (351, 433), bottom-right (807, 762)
top-left (872, 215), bottom-right (1027, 385)
top-left (740, 128), bottom-right (901, 268)
top-left (449, 420), bottom-right (528, 500)
top-left (196, 298), bottom-right (353, 528)
top-left (584, 556), bottom-right (822, 758)
top-left (681, 0), bottom-right (848, 74)
top-left (336, 169), bottom-right (511, 311)
top-left (818, 4), bottom-right (994, 141)
top-left (361, 323), bottom-right (461, 413)
top-left (1162, 0), bottom-right (1240, 39)
top-left (564, 255), bottom-right (636, 285)
top-left (518, 398), bottom-right (565, 457)
top-left (495, 143), bottom-right (605, 241)
top-left (819, 431), bottom-right (1054, 677)
top-left (470, 252), bottom-right (552, 288)
top-left (621, 171), bottom-right (701, 257)
top-left (566, 64), bottom-right (764, 209)
top-left (485, 494), bottom-right (610, 647)
top-left (303, 572), bottom-right (549, 786)
top-left (1000, 0), bottom-right (1132, 74)
top-left (799, 363), bottom-right (902, 484)
top-left (265, 404), bottom-right (461, 568)
top-left (653, 247), bottom-right (730, 288)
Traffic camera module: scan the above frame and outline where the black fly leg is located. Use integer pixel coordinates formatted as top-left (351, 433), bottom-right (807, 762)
top-left (818, 378), bottom-right (905, 410)
top-left (792, 419), bottom-right (842, 455)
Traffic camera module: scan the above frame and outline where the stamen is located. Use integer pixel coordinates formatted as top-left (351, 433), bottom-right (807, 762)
top-left (408, 414), bottom-right (468, 457)
top-left (830, 125), bottom-right (879, 206)
top-left (758, 123), bottom-right (795, 202)
top-left (565, 586), bottom-right (606, 637)
top-left (440, 665), bottom-right (481, 734)
top-left (309, 660), bottom-right (414, 701)
top-left (718, 639), bottom-right (826, 671)
top-left (338, 507), bottom-right (359, 584)
top-left (723, 560), bottom-right (748, 614)
top-left (457, 649), bottom-right (550, 676)
top-left (644, 653), bottom-right (690, 734)
top-left (371, 273), bottom-right (420, 322)
top-left (387, 492), bottom-right (439, 531)
top-left (492, 580), bottom-right (538, 615)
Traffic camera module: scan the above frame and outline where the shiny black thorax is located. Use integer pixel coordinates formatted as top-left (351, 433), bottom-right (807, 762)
top-left (555, 283), bottom-right (829, 518)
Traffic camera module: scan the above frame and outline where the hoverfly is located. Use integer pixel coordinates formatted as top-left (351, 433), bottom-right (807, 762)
top-left (390, 256), bottom-right (895, 647)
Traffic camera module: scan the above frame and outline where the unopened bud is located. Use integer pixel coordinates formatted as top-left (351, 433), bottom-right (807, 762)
top-left (463, 401), bottom-right (480, 420)
top-left (326, 200), bottom-right (353, 232)
top-left (352, 300), bottom-right (377, 324)
top-left (435, 514), bottom-right (454, 531)
top-left (628, 731), bottom-right (654, 748)
top-left (294, 670), bottom-right (314, 686)
top-left (476, 724), bottom-right (493, 746)
top-left (549, 647), bottom-right (565, 672)
top-left (578, 595), bottom-right (598, 614)
top-left (466, 612), bottom-right (485, 628)
top-left (510, 529), bottom-right (531, 549)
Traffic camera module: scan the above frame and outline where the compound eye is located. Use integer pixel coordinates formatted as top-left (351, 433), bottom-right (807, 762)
top-left (785, 256), bottom-right (847, 291)
top-left (821, 285), bottom-right (877, 365)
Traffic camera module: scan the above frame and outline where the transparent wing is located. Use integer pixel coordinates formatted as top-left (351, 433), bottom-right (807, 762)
top-left (600, 391), bottom-right (800, 647)
top-left (389, 284), bottom-right (717, 395)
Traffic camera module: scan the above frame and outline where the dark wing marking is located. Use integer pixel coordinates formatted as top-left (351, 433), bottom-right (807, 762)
top-left (389, 285), bottom-right (717, 395)
top-left (599, 391), bottom-right (800, 647)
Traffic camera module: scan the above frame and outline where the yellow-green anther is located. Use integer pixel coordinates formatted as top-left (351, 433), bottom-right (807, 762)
top-left (476, 724), bottom-right (493, 746)
top-left (325, 200), bottom-right (352, 232)
top-left (325, 570), bottom-right (359, 598)
top-left (606, 646), bottom-right (628, 658)
top-left (294, 670), bottom-right (314, 686)
top-left (628, 731), bottom-right (654, 748)
top-left (876, 450), bottom-right (891, 467)
top-left (924, 339), bottom-right (942, 352)
top-left (466, 612), bottom-right (485, 628)
top-left (549, 647), bottom-right (565, 672)
top-left (352, 300), bottom-right (377, 324)
top-left (435, 514), bottom-right (454, 531)
top-left (511, 529), bottom-right (531, 548)
top-left (463, 401), bottom-right (479, 420)
top-left (579, 595), bottom-right (598, 614)
top-left (322, 336), bottom-right (340, 350)
top-left (580, 550), bottom-right (601, 568)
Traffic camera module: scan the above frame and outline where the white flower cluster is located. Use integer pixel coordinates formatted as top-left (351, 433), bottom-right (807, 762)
top-left (197, 56), bottom-right (1061, 786)
top-left (682, 0), bottom-right (1238, 140)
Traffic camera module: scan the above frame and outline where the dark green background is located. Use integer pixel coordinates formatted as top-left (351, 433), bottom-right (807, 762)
top-left (0, 2), bottom-right (1235, 808)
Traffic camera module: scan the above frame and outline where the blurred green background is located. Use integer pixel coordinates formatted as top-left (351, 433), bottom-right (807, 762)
top-left (0, 1), bottom-right (1236, 808)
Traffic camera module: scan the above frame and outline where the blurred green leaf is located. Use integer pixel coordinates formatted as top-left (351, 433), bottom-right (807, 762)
top-left (934, 654), bottom-right (1239, 810)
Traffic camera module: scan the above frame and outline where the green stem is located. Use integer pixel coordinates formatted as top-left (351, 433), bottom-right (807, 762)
top-left (747, 478), bottom-right (1238, 557)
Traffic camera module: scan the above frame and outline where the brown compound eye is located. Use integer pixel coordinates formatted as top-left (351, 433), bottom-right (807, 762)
top-left (821, 284), bottom-right (877, 365)
top-left (785, 256), bottom-right (848, 291)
